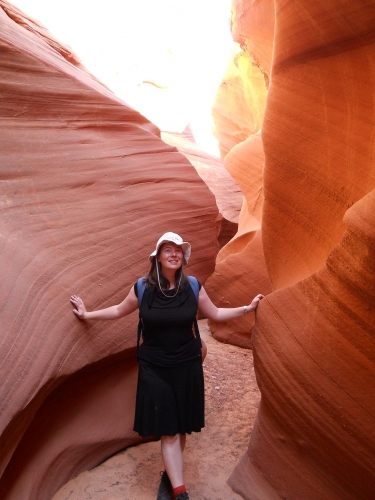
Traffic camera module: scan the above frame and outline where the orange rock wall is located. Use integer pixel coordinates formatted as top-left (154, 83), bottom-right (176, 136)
top-left (230, 0), bottom-right (275, 78)
top-left (212, 50), bottom-right (268, 160)
top-left (224, 0), bottom-right (375, 498)
top-left (206, 0), bottom-right (273, 347)
top-left (162, 128), bottom-right (243, 247)
top-left (0, 3), bottom-right (218, 499)
top-left (262, 0), bottom-right (375, 289)
top-left (205, 134), bottom-right (273, 348)
top-left (231, 191), bottom-right (375, 499)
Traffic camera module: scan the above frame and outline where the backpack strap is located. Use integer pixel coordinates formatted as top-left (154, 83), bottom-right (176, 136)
top-left (138, 276), bottom-right (198, 306)
top-left (187, 276), bottom-right (199, 303)
top-left (187, 276), bottom-right (202, 348)
top-left (137, 277), bottom-right (146, 308)
top-left (136, 278), bottom-right (146, 357)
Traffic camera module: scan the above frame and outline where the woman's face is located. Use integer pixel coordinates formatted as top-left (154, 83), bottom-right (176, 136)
top-left (157, 242), bottom-right (184, 273)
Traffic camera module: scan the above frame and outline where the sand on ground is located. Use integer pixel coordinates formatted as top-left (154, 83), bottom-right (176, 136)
top-left (52, 320), bottom-right (261, 500)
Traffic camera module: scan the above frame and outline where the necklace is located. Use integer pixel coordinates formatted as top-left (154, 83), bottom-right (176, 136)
top-left (156, 262), bottom-right (182, 298)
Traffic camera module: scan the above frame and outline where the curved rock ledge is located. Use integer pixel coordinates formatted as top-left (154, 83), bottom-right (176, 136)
top-left (230, 190), bottom-right (375, 499)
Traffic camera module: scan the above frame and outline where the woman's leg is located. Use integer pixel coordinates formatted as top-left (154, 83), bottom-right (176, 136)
top-left (160, 434), bottom-right (185, 488)
top-left (179, 433), bottom-right (186, 453)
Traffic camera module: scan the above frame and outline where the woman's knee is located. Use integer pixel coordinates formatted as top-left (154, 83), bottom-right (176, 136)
top-left (161, 434), bottom-right (179, 446)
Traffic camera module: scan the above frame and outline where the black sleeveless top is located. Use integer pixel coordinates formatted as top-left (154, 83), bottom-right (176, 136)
top-left (134, 281), bottom-right (202, 367)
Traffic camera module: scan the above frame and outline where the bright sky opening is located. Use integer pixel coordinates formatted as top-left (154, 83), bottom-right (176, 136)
top-left (14, 0), bottom-right (235, 156)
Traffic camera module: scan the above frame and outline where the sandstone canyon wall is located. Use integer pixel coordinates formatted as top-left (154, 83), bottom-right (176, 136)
top-left (205, 133), bottom-right (273, 348)
top-left (162, 128), bottom-right (243, 249)
top-left (3, 0), bottom-right (375, 499)
top-left (205, 0), bottom-right (273, 348)
top-left (216, 0), bottom-right (375, 499)
top-left (0, 2), bottom-right (218, 499)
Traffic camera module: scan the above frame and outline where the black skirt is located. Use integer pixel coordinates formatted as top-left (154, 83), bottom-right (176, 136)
top-left (133, 358), bottom-right (205, 440)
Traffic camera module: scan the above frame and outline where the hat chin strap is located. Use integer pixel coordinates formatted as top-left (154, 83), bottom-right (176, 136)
top-left (156, 261), bottom-right (182, 298)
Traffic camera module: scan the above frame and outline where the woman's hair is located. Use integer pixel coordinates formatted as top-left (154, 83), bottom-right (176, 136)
top-left (144, 246), bottom-right (189, 292)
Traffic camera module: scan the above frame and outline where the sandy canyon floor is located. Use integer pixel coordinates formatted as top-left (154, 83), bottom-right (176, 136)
top-left (53, 320), bottom-right (261, 500)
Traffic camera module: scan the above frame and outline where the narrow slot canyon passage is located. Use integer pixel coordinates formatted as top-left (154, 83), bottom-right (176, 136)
top-left (52, 321), bottom-right (261, 500)
top-left (3, 1), bottom-right (375, 499)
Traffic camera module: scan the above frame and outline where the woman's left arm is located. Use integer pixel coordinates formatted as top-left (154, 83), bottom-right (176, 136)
top-left (197, 286), bottom-right (264, 322)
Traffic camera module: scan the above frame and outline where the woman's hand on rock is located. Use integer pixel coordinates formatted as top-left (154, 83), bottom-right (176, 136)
top-left (70, 295), bottom-right (87, 320)
top-left (249, 294), bottom-right (265, 311)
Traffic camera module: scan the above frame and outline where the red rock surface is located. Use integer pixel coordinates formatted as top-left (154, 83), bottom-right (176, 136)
top-left (207, 0), bottom-right (272, 347)
top-left (163, 128), bottom-right (243, 225)
top-left (262, 1), bottom-right (375, 289)
top-left (0, 2), bottom-right (218, 499)
top-left (231, 191), bottom-right (375, 499)
top-left (162, 128), bottom-right (243, 247)
top-left (205, 134), bottom-right (273, 348)
top-left (3, 0), bottom-right (375, 499)
top-left (230, 0), bottom-right (275, 79)
top-left (225, 0), bottom-right (375, 499)
top-left (212, 50), bottom-right (268, 160)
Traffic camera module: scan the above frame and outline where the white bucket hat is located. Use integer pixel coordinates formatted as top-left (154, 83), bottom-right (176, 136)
top-left (149, 232), bottom-right (191, 263)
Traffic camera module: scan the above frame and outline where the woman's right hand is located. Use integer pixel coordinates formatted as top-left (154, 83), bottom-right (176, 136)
top-left (248, 294), bottom-right (265, 312)
top-left (70, 295), bottom-right (88, 320)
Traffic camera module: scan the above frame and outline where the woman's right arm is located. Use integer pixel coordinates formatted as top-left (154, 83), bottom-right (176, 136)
top-left (70, 286), bottom-right (139, 321)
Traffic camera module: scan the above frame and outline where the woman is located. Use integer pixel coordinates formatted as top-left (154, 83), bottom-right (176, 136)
top-left (70, 232), bottom-right (264, 500)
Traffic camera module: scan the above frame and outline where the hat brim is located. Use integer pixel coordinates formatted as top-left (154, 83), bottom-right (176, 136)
top-left (149, 240), bottom-right (191, 263)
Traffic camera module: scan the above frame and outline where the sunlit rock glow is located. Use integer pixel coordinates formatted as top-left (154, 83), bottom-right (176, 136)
top-left (226, 0), bottom-right (375, 499)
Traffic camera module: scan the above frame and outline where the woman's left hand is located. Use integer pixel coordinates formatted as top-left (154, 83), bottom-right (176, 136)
top-left (249, 294), bottom-right (265, 312)
top-left (70, 295), bottom-right (87, 319)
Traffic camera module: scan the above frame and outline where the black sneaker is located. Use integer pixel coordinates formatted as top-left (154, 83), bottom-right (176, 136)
top-left (157, 471), bottom-right (173, 500)
top-left (175, 492), bottom-right (189, 500)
